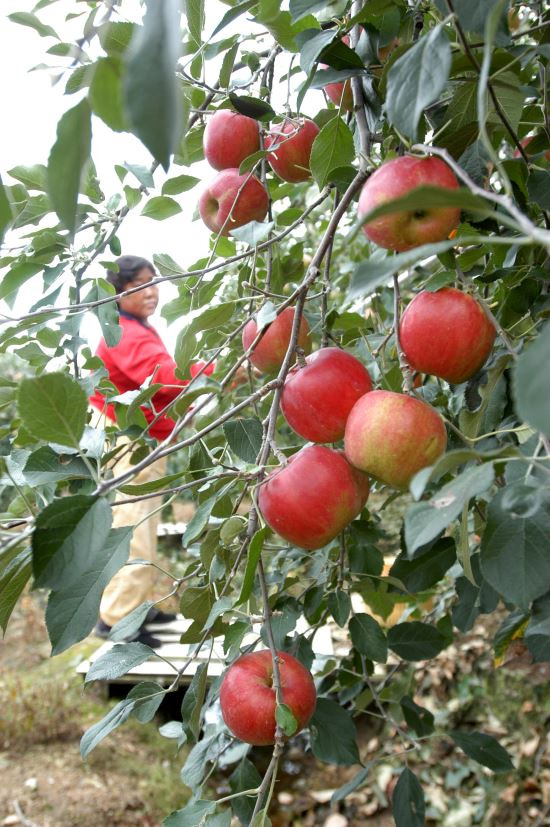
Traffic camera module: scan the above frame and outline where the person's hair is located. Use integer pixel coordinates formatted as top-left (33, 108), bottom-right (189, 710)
top-left (107, 255), bottom-right (155, 294)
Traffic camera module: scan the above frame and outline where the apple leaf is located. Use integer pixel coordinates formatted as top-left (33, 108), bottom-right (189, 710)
top-left (211, 0), bottom-right (256, 38)
top-left (480, 486), bottom-right (550, 610)
top-left (400, 696), bottom-right (435, 737)
top-left (525, 593), bottom-right (550, 663)
top-left (47, 99), bottom-right (91, 234)
top-left (289, 0), bottom-right (331, 22)
top-left (181, 663), bottom-right (208, 742)
top-left (238, 528), bottom-right (267, 604)
top-left (310, 698), bottom-right (360, 765)
top-left (297, 28), bottom-right (337, 75)
top-left (163, 800), bottom-right (216, 827)
top-left (223, 418), bottom-right (263, 463)
top-left (389, 537), bottom-right (456, 592)
top-left (331, 766), bottom-right (370, 803)
top-left (0, 176), bottom-right (13, 242)
top-left (513, 321), bottom-right (550, 435)
top-left (0, 549), bottom-right (32, 634)
top-left (349, 613), bottom-right (388, 662)
top-left (387, 621), bottom-right (448, 661)
top-left (392, 768), bottom-right (425, 827)
top-left (80, 698), bottom-right (135, 758)
top-left (228, 93), bottom-right (275, 121)
top-left (386, 22), bottom-right (451, 140)
top-left (123, 0), bottom-right (182, 170)
top-left (310, 116), bottom-right (355, 189)
top-left (450, 731), bottom-right (514, 773)
top-left (229, 759), bottom-right (262, 826)
top-left (276, 703), bottom-right (298, 737)
top-left (85, 642), bottom-right (156, 683)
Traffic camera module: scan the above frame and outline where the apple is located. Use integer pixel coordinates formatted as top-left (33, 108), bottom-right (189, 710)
top-left (358, 155), bottom-right (461, 252)
top-left (198, 169), bottom-right (268, 236)
top-left (203, 109), bottom-right (260, 171)
top-left (220, 649), bottom-right (317, 746)
top-left (280, 347), bottom-right (373, 443)
top-left (344, 390), bottom-right (447, 489)
top-left (320, 35), bottom-right (354, 112)
top-left (513, 134), bottom-right (550, 161)
top-left (242, 306), bottom-right (311, 374)
top-left (258, 444), bottom-right (370, 549)
top-left (265, 118), bottom-right (320, 183)
top-left (399, 287), bottom-right (496, 384)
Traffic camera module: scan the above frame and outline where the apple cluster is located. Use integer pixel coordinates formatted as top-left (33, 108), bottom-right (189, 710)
top-left (198, 109), bottom-right (319, 236)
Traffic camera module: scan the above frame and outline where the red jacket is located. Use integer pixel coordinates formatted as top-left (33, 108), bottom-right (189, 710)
top-left (89, 312), bottom-right (213, 440)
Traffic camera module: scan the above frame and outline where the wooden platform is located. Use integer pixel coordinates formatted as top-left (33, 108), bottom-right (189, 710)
top-left (76, 616), bottom-right (344, 686)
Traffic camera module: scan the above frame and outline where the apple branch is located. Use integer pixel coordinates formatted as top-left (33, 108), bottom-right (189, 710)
top-left (392, 274), bottom-right (414, 394)
top-left (350, 0), bottom-right (372, 165)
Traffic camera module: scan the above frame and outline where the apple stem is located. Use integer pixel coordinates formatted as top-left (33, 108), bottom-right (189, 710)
top-left (392, 274), bottom-right (415, 394)
top-left (295, 346), bottom-right (308, 368)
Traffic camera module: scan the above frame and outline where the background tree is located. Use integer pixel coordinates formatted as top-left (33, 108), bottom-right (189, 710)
top-left (1, 0), bottom-right (549, 824)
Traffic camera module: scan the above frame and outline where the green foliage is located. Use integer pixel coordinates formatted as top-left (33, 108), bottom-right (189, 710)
top-left (2, 0), bottom-right (550, 822)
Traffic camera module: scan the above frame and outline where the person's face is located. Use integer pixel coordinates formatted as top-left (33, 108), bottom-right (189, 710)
top-left (118, 267), bottom-right (159, 320)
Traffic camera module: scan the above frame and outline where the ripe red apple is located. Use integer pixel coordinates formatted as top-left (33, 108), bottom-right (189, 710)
top-left (513, 134), bottom-right (550, 161)
top-left (344, 390), bottom-right (447, 489)
top-left (258, 444), bottom-right (370, 549)
top-left (265, 118), bottom-right (320, 183)
top-left (399, 287), bottom-right (496, 384)
top-left (320, 35), bottom-right (354, 112)
top-left (358, 155), bottom-right (461, 252)
top-left (203, 109), bottom-right (260, 170)
top-left (198, 169), bottom-right (268, 236)
top-left (280, 347), bottom-right (373, 443)
top-left (220, 649), bottom-right (317, 746)
top-left (242, 306), bottom-right (311, 374)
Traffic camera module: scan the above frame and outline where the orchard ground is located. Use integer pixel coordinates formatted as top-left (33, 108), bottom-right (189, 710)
top-left (1, 521), bottom-right (548, 827)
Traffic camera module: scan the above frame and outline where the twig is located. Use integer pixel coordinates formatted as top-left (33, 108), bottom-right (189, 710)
top-left (392, 274), bottom-right (414, 393)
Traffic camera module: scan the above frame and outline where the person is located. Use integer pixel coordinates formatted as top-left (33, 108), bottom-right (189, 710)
top-left (89, 255), bottom-right (213, 648)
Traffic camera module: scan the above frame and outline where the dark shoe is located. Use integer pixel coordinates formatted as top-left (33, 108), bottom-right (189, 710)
top-left (145, 607), bottom-right (178, 625)
top-left (94, 619), bottom-right (112, 639)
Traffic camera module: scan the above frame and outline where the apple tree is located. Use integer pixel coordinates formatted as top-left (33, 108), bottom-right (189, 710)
top-left (1, 0), bottom-right (550, 823)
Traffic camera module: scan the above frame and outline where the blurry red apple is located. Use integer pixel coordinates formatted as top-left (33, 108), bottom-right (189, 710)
top-left (220, 649), bottom-right (317, 746)
top-left (265, 118), bottom-right (319, 183)
top-left (320, 35), bottom-right (354, 111)
top-left (281, 347), bottom-right (373, 442)
top-left (399, 287), bottom-right (496, 383)
top-left (344, 390), bottom-right (446, 488)
top-left (198, 169), bottom-right (268, 236)
top-left (203, 110), bottom-right (260, 170)
top-left (513, 134), bottom-right (550, 161)
top-left (358, 155), bottom-right (461, 252)
top-left (258, 444), bottom-right (370, 549)
top-left (242, 307), bottom-right (311, 374)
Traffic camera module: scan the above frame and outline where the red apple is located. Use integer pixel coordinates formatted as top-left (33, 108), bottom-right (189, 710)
top-left (513, 134), bottom-right (550, 161)
top-left (320, 35), bottom-right (354, 112)
top-left (220, 649), bottom-right (317, 746)
top-left (344, 390), bottom-right (447, 489)
top-left (358, 155), bottom-right (461, 252)
top-left (399, 287), bottom-right (496, 384)
top-left (265, 118), bottom-right (320, 183)
top-left (198, 169), bottom-right (268, 236)
top-left (203, 110), bottom-right (260, 170)
top-left (280, 347), bottom-right (373, 443)
top-left (242, 307), bottom-right (311, 374)
top-left (258, 444), bottom-right (370, 549)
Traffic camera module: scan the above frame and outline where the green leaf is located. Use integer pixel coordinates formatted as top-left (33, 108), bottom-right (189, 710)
top-left (228, 93), bottom-right (275, 122)
top-left (163, 801), bottom-right (216, 827)
top-left (238, 527), bottom-right (266, 604)
top-left (141, 196), bottom-right (182, 220)
top-left (0, 176), bottom-right (13, 242)
top-left (123, 0), bottom-right (182, 170)
top-left (310, 698), bottom-right (360, 765)
top-left (331, 766), bottom-right (370, 803)
top-left (162, 175), bottom-right (200, 195)
top-left (450, 730), bottom-right (514, 773)
top-left (109, 601), bottom-right (154, 642)
top-left (349, 613), bottom-right (388, 662)
top-left (45, 525), bottom-right (131, 655)
top-left (386, 23), bottom-right (451, 140)
top-left (229, 759), bottom-right (262, 825)
top-left (212, 0), bottom-right (256, 38)
top-left (7, 164), bottom-right (47, 191)
top-left (128, 681), bottom-right (164, 723)
top-left (434, 0), bottom-right (508, 39)
top-left (17, 372), bottom-right (88, 448)
top-left (0, 550), bottom-right (32, 634)
top-left (47, 99), bottom-right (91, 234)
top-left (154, 253), bottom-right (187, 277)
top-left (393, 768), bottom-right (425, 827)
top-left (99, 21), bottom-right (135, 55)
top-left (89, 57), bottom-right (127, 132)
top-left (223, 418), bottom-right (263, 463)
top-left (85, 642), bottom-right (156, 683)
top-left (514, 322), bottom-right (550, 435)
top-left (297, 28), bottom-right (336, 75)
top-left (276, 703), bottom-right (298, 737)
top-left (400, 695), bottom-right (434, 737)
top-left (7, 11), bottom-right (58, 38)
top-left (480, 488), bottom-right (550, 610)
top-left (527, 170), bottom-right (550, 211)
top-left (181, 662), bottom-right (208, 742)
top-left (204, 596), bottom-right (234, 630)
top-left (184, 0), bottom-right (204, 47)
top-left (525, 593), bottom-right (550, 663)
top-left (327, 590), bottom-right (351, 627)
top-left (405, 464), bottom-right (495, 555)
top-left (289, 0), bottom-right (330, 21)
top-left (310, 117), bottom-right (355, 189)
top-left (387, 621), bottom-right (448, 661)
top-left (390, 538), bottom-right (456, 592)
top-left (80, 698), bottom-right (135, 758)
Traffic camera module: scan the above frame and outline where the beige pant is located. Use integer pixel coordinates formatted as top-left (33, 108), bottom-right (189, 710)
top-left (99, 431), bottom-right (168, 627)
